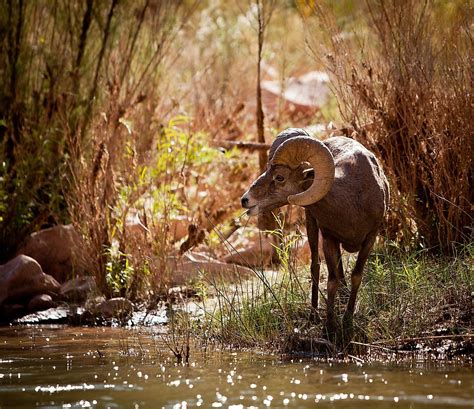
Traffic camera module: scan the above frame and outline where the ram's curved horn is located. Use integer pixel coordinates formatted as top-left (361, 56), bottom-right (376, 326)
top-left (271, 136), bottom-right (335, 206)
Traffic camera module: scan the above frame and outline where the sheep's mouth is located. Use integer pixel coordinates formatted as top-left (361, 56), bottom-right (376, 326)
top-left (245, 205), bottom-right (259, 216)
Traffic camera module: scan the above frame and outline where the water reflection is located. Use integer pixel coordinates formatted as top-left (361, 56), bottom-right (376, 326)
top-left (0, 326), bottom-right (472, 408)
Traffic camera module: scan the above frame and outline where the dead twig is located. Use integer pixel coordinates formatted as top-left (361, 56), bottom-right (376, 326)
top-left (372, 334), bottom-right (474, 345)
top-left (211, 140), bottom-right (271, 151)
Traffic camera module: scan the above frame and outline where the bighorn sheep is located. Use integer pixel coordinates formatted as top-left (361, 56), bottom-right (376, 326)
top-left (241, 128), bottom-right (389, 336)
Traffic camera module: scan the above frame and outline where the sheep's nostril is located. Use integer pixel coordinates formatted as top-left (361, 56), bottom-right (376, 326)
top-left (241, 197), bottom-right (249, 208)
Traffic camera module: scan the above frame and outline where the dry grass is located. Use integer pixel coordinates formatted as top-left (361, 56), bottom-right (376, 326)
top-left (305, 0), bottom-right (473, 253)
top-left (1, 0), bottom-right (471, 314)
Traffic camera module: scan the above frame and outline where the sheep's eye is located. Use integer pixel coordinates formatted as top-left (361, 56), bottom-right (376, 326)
top-left (274, 174), bottom-right (285, 183)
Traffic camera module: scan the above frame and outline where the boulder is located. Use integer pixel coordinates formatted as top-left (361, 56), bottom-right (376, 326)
top-left (15, 306), bottom-right (69, 324)
top-left (60, 276), bottom-right (96, 302)
top-left (28, 294), bottom-right (56, 312)
top-left (126, 212), bottom-right (189, 244)
top-left (16, 224), bottom-right (89, 282)
top-left (166, 252), bottom-right (255, 286)
top-left (0, 255), bottom-right (61, 322)
top-left (80, 296), bottom-right (134, 323)
top-left (224, 233), bottom-right (319, 268)
top-left (1, 304), bottom-right (25, 321)
top-left (0, 255), bottom-right (60, 307)
top-left (96, 297), bottom-right (134, 319)
top-left (224, 236), bottom-right (275, 268)
top-left (85, 295), bottom-right (106, 309)
top-left (262, 71), bottom-right (330, 117)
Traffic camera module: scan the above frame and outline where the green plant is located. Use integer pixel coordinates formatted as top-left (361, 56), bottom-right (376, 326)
top-left (356, 243), bottom-right (472, 342)
top-left (203, 213), bottom-right (472, 354)
top-left (105, 245), bottom-right (135, 298)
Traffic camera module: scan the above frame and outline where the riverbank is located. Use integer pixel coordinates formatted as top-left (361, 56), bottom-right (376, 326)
top-left (9, 243), bottom-right (472, 361)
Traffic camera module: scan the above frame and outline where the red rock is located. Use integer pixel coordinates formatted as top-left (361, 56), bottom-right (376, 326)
top-left (28, 294), bottom-right (56, 312)
top-left (16, 224), bottom-right (89, 282)
top-left (97, 297), bottom-right (134, 319)
top-left (165, 252), bottom-right (255, 286)
top-left (60, 276), bottom-right (96, 302)
top-left (0, 255), bottom-right (60, 308)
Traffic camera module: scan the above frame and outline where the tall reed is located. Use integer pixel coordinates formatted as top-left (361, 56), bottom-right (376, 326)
top-left (305, 0), bottom-right (472, 253)
top-left (0, 1), bottom-right (193, 294)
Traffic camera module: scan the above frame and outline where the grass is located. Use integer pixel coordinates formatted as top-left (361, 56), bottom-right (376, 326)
top-left (358, 243), bottom-right (472, 343)
top-left (202, 234), bottom-right (472, 355)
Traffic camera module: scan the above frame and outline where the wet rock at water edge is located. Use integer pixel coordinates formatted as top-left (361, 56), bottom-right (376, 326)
top-left (60, 276), bottom-right (97, 302)
top-left (14, 306), bottom-right (70, 324)
top-left (16, 224), bottom-right (90, 283)
top-left (98, 297), bottom-right (134, 319)
top-left (28, 294), bottom-right (56, 312)
top-left (0, 255), bottom-right (61, 322)
top-left (88, 297), bottom-right (135, 321)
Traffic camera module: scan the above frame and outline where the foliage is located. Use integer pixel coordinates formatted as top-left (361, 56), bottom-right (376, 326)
top-left (0, 0), bottom-right (189, 262)
top-left (0, 0), bottom-right (471, 317)
top-left (305, 0), bottom-right (473, 253)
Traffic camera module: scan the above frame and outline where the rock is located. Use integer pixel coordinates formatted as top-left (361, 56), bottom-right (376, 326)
top-left (1, 304), bottom-right (26, 322)
top-left (168, 286), bottom-right (200, 302)
top-left (126, 212), bottom-right (189, 244)
top-left (224, 237), bottom-right (275, 268)
top-left (169, 216), bottom-right (190, 243)
top-left (14, 306), bottom-right (69, 324)
top-left (84, 296), bottom-right (106, 311)
top-left (262, 71), bottom-right (330, 115)
top-left (97, 297), bottom-right (134, 319)
top-left (16, 224), bottom-right (89, 283)
top-left (0, 255), bottom-right (61, 308)
top-left (28, 294), bottom-right (56, 312)
top-left (83, 296), bottom-right (134, 322)
top-left (60, 276), bottom-right (96, 302)
top-left (166, 252), bottom-right (255, 286)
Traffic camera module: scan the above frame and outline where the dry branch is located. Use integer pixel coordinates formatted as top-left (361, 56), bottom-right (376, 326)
top-left (211, 140), bottom-right (270, 151)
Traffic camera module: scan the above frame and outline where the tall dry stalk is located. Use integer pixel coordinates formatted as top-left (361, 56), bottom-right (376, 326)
top-left (0, 0), bottom-right (196, 293)
top-left (64, 1), bottom-right (194, 296)
top-left (255, 0), bottom-right (275, 172)
top-left (305, 0), bottom-right (473, 253)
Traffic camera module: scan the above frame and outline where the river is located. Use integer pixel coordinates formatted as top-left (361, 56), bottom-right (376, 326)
top-left (0, 326), bottom-right (472, 408)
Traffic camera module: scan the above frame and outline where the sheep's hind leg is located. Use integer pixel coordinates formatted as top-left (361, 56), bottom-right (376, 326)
top-left (335, 242), bottom-right (349, 304)
top-left (305, 210), bottom-right (320, 323)
top-left (342, 232), bottom-right (377, 339)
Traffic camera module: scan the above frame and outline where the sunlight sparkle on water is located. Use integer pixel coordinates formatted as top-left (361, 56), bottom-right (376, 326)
top-left (0, 327), bottom-right (472, 408)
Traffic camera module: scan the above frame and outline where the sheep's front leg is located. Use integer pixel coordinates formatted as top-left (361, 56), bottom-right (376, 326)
top-left (305, 210), bottom-right (320, 321)
top-left (322, 234), bottom-right (341, 337)
top-left (342, 232), bottom-right (377, 334)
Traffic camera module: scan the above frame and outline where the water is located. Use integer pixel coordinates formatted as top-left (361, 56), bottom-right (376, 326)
top-left (0, 326), bottom-right (472, 408)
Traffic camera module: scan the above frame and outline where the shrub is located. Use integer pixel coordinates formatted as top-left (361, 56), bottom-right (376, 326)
top-left (306, 0), bottom-right (472, 253)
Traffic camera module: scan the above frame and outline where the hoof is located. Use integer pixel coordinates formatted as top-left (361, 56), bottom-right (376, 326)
top-left (341, 313), bottom-right (354, 344)
top-left (323, 319), bottom-right (338, 341)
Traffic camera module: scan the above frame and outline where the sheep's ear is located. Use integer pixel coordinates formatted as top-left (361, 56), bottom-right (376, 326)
top-left (302, 168), bottom-right (314, 180)
top-left (299, 168), bottom-right (314, 188)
